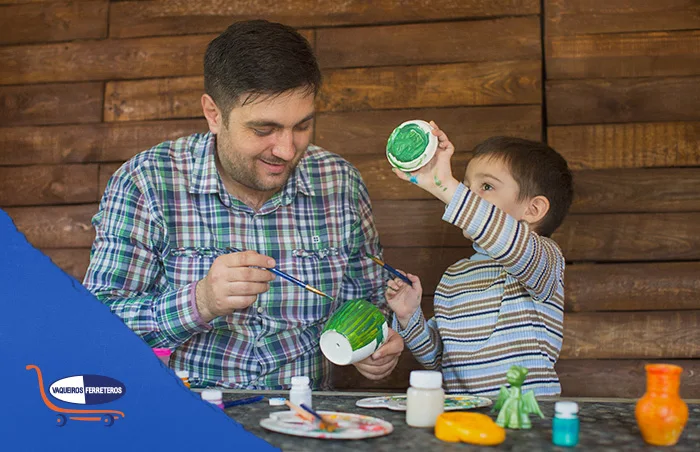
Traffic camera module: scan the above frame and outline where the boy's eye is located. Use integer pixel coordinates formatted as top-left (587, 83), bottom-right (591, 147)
top-left (295, 122), bottom-right (312, 131)
top-left (482, 183), bottom-right (493, 191)
top-left (253, 128), bottom-right (273, 137)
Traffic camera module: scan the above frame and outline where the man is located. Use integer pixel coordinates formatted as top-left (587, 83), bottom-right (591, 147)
top-left (83, 20), bottom-right (403, 389)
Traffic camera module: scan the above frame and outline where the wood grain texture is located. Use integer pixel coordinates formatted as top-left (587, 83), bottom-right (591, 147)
top-left (546, 77), bottom-right (700, 125)
top-left (548, 121), bottom-right (700, 170)
top-left (566, 262), bottom-right (700, 312)
top-left (0, 34), bottom-right (212, 85)
top-left (562, 311), bottom-right (700, 359)
top-left (104, 76), bottom-right (203, 122)
top-left (108, 0), bottom-right (539, 38)
top-left (318, 60), bottom-right (542, 112)
top-left (43, 248), bottom-right (91, 281)
top-left (571, 168), bottom-right (700, 213)
top-left (0, 1), bottom-right (107, 45)
top-left (557, 359), bottom-right (700, 399)
top-left (547, 30), bottom-right (700, 79)
top-left (546, 0), bottom-right (700, 35)
top-left (5, 204), bottom-right (97, 248)
top-left (315, 105), bottom-right (542, 157)
top-left (0, 164), bottom-right (98, 207)
top-left (0, 83), bottom-right (103, 126)
top-left (0, 120), bottom-right (208, 165)
top-left (104, 61), bottom-right (541, 121)
top-left (317, 17), bottom-right (541, 68)
top-left (554, 212), bottom-right (700, 261)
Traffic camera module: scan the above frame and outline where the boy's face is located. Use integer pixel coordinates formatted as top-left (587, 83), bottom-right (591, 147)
top-left (464, 155), bottom-right (529, 222)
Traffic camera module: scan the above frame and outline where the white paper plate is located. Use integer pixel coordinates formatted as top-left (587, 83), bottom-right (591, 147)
top-left (260, 410), bottom-right (393, 440)
top-left (356, 395), bottom-right (492, 411)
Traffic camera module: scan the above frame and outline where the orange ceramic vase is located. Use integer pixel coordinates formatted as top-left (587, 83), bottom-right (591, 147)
top-left (635, 364), bottom-right (688, 446)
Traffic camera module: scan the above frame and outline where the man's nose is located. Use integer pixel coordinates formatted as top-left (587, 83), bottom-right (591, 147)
top-left (271, 130), bottom-right (295, 161)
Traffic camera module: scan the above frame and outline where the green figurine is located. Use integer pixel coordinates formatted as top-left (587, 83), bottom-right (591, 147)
top-left (491, 366), bottom-right (545, 429)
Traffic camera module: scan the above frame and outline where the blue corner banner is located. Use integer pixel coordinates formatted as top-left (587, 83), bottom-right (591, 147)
top-left (0, 209), bottom-right (277, 452)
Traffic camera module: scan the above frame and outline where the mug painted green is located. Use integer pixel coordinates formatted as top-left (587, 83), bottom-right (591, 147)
top-left (320, 299), bottom-right (388, 366)
top-left (386, 119), bottom-right (438, 172)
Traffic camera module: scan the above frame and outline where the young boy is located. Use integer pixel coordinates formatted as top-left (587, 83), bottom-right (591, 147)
top-left (386, 122), bottom-right (573, 396)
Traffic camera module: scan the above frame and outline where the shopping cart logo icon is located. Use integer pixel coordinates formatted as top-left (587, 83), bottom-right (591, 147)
top-left (27, 364), bottom-right (126, 427)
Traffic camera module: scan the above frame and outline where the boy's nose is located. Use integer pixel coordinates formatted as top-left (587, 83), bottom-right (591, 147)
top-left (272, 130), bottom-right (296, 161)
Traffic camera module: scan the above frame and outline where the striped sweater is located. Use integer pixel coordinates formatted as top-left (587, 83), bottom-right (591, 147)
top-left (392, 183), bottom-right (565, 396)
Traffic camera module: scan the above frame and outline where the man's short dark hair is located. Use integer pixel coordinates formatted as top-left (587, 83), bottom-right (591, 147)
top-left (204, 20), bottom-right (322, 122)
top-left (471, 136), bottom-right (573, 237)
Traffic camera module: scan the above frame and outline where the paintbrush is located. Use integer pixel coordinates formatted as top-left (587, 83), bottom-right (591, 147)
top-left (300, 403), bottom-right (338, 432)
top-left (366, 253), bottom-right (412, 285)
top-left (284, 400), bottom-right (316, 422)
top-left (227, 247), bottom-right (333, 300)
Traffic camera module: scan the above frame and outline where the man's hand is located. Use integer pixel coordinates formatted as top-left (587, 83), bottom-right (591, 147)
top-left (195, 250), bottom-right (276, 322)
top-left (352, 328), bottom-right (404, 381)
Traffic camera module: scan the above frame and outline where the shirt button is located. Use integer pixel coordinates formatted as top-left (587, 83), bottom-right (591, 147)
top-left (256, 341), bottom-right (264, 347)
top-left (257, 306), bottom-right (264, 314)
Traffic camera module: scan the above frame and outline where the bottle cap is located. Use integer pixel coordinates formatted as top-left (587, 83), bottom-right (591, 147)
top-left (175, 370), bottom-right (189, 378)
top-left (269, 397), bottom-right (286, 406)
top-left (291, 376), bottom-right (310, 387)
top-left (410, 370), bottom-right (443, 389)
top-left (152, 348), bottom-right (171, 357)
top-left (201, 389), bottom-right (223, 402)
top-left (554, 401), bottom-right (579, 416)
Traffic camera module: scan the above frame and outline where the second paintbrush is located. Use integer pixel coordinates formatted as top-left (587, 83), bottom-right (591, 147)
top-left (227, 247), bottom-right (333, 300)
top-left (366, 253), bottom-right (413, 285)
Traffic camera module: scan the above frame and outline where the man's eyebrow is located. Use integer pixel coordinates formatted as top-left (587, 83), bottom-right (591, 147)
top-left (245, 113), bottom-right (315, 129)
top-left (474, 172), bottom-right (503, 184)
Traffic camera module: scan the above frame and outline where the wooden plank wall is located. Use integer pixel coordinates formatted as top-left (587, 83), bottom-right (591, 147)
top-left (1, 0), bottom-right (698, 398)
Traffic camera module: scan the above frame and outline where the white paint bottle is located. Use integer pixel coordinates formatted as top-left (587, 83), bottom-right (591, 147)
top-left (406, 370), bottom-right (444, 427)
top-left (289, 376), bottom-right (312, 409)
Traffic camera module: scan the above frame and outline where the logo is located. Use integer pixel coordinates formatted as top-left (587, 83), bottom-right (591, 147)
top-left (27, 364), bottom-right (126, 427)
top-left (50, 375), bottom-right (126, 405)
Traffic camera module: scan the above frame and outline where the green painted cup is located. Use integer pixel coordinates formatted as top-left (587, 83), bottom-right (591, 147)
top-left (320, 299), bottom-right (388, 366)
top-left (386, 119), bottom-right (438, 172)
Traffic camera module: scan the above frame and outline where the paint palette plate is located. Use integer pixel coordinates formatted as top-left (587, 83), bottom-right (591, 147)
top-left (356, 395), bottom-right (492, 411)
top-left (260, 410), bottom-right (393, 440)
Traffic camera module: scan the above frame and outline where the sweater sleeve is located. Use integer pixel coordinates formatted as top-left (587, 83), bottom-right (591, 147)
top-left (391, 308), bottom-right (442, 370)
top-left (442, 183), bottom-right (565, 302)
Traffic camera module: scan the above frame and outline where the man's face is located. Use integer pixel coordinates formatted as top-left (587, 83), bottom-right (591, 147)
top-left (215, 88), bottom-right (315, 194)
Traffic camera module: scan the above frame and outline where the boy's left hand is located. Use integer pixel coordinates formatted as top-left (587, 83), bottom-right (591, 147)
top-left (392, 120), bottom-right (461, 204)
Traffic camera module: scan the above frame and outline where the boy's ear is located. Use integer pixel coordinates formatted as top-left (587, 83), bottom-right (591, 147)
top-left (202, 94), bottom-right (223, 134)
top-left (523, 195), bottom-right (550, 227)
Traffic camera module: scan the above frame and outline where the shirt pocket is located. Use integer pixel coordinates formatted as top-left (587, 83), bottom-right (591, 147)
top-left (270, 233), bottom-right (349, 325)
top-left (164, 246), bottom-right (222, 287)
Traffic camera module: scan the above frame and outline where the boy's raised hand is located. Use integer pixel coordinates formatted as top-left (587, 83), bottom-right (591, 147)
top-left (392, 121), bottom-right (461, 204)
top-left (385, 271), bottom-right (423, 330)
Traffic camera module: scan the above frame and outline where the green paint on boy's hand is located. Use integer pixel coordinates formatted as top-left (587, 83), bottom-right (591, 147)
top-left (434, 175), bottom-right (443, 187)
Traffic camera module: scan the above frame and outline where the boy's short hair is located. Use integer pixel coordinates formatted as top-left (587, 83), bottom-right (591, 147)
top-left (204, 20), bottom-right (322, 122)
top-left (471, 136), bottom-right (573, 237)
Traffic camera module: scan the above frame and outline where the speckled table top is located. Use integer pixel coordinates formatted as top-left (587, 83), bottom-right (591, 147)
top-left (215, 391), bottom-right (700, 451)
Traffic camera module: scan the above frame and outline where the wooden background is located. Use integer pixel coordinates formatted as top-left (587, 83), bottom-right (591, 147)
top-left (1, 1), bottom-right (699, 398)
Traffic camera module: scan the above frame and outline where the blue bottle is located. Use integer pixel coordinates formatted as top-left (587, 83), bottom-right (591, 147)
top-left (552, 401), bottom-right (579, 447)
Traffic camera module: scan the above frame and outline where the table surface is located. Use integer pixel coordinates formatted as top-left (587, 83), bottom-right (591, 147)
top-left (211, 390), bottom-right (700, 451)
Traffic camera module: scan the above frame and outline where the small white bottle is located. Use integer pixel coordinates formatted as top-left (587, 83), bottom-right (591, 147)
top-left (289, 376), bottom-right (312, 409)
top-left (201, 389), bottom-right (224, 409)
top-left (406, 370), bottom-right (444, 427)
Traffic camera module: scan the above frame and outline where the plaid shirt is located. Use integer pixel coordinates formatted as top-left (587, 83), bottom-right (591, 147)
top-left (84, 132), bottom-right (387, 390)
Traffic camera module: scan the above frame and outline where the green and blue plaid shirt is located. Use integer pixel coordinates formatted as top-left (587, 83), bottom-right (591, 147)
top-left (83, 132), bottom-right (387, 389)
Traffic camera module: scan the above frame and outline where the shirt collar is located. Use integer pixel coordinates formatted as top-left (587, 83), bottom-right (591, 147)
top-left (188, 132), bottom-right (316, 203)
